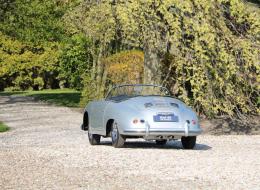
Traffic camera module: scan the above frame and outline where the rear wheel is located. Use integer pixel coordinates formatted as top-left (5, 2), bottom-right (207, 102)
top-left (111, 121), bottom-right (125, 148)
top-left (88, 130), bottom-right (100, 145)
top-left (181, 136), bottom-right (196, 149)
top-left (155, 139), bottom-right (167, 145)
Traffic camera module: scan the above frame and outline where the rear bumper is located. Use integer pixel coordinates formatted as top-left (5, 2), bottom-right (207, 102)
top-left (121, 121), bottom-right (202, 137)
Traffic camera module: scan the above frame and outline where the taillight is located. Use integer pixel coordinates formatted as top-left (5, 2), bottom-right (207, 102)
top-left (191, 120), bottom-right (196, 125)
top-left (187, 120), bottom-right (197, 125)
top-left (133, 119), bottom-right (139, 124)
top-left (133, 119), bottom-right (145, 124)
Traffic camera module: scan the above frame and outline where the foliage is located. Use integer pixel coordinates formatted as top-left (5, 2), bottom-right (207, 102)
top-left (103, 50), bottom-right (144, 84)
top-left (0, 32), bottom-right (61, 90)
top-left (80, 50), bottom-right (144, 106)
top-left (0, 122), bottom-right (9, 133)
top-left (33, 77), bottom-right (44, 90)
top-left (79, 74), bottom-right (97, 106)
top-left (0, 0), bottom-right (71, 91)
top-left (58, 34), bottom-right (92, 90)
top-left (0, 0), bottom-right (67, 43)
top-left (154, 0), bottom-right (260, 118)
top-left (63, 1), bottom-right (119, 97)
top-left (68, 0), bottom-right (259, 119)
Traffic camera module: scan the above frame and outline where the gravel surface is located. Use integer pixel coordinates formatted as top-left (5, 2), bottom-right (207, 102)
top-left (0, 96), bottom-right (260, 190)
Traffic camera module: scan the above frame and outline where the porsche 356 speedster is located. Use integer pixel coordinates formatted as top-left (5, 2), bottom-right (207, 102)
top-left (81, 84), bottom-right (202, 149)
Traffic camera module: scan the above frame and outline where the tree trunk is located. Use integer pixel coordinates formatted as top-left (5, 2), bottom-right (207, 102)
top-left (95, 49), bottom-right (104, 98)
top-left (143, 47), bottom-right (162, 85)
top-left (100, 66), bottom-right (108, 97)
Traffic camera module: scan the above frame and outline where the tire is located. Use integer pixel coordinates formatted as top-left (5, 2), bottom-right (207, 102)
top-left (155, 139), bottom-right (167, 145)
top-left (88, 130), bottom-right (101, 145)
top-left (111, 121), bottom-right (125, 148)
top-left (82, 112), bottom-right (89, 131)
top-left (181, 136), bottom-right (196, 149)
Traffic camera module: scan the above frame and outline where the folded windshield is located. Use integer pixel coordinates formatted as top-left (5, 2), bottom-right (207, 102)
top-left (106, 85), bottom-right (170, 100)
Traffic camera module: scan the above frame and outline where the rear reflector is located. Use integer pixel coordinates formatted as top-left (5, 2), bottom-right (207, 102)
top-left (192, 120), bottom-right (196, 125)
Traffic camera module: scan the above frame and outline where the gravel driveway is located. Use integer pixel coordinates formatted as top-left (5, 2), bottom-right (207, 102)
top-left (0, 96), bottom-right (259, 190)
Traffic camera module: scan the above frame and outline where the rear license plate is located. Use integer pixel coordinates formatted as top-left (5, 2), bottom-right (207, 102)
top-left (153, 114), bottom-right (179, 122)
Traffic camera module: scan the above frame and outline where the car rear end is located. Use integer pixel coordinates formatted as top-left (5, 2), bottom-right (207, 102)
top-left (121, 97), bottom-right (202, 140)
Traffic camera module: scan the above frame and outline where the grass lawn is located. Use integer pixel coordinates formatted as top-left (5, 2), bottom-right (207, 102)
top-left (0, 88), bottom-right (81, 107)
top-left (0, 122), bottom-right (9, 132)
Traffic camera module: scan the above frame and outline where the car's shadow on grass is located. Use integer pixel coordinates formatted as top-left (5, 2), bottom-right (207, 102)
top-left (99, 140), bottom-right (211, 150)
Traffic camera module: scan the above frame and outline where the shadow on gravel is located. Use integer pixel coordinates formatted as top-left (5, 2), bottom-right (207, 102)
top-left (28, 92), bottom-right (81, 107)
top-left (0, 92), bottom-right (81, 107)
top-left (99, 140), bottom-right (211, 150)
top-left (0, 92), bottom-right (25, 96)
top-left (201, 117), bottom-right (260, 135)
top-left (0, 96), bottom-right (35, 105)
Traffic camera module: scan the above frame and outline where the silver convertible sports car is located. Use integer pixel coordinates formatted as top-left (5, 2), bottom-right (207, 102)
top-left (81, 84), bottom-right (202, 149)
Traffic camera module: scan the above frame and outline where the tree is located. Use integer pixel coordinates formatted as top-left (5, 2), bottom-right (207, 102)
top-left (64, 1), bottom-right (117, 97)
top-left (0, 32), bottom-right (61, 90)
top-left (59, 34), bottom-right (92, 90)
top-left (0, 0), bottom-right (67, 44)
top-left (0, 0), bottom-right (74, 91)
